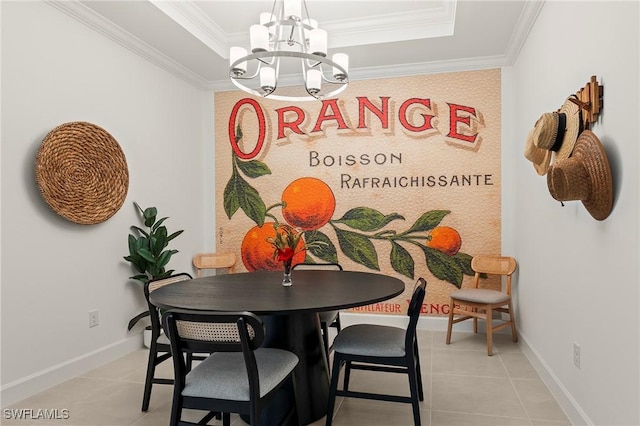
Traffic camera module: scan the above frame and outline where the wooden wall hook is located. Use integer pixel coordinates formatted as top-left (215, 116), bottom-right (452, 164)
top-left (574, 76), bottom-right (603, 129)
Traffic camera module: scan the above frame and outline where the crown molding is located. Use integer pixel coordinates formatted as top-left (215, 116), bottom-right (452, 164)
top-left (503, 0), bottom-right (545, 65)
top-left (149, 0), bottom-right (229, 58)
top-left (323, 1), bottom-right (456, 48)
top-left (45, 0), bottom-right (213, 90)
top-left (45, 0), bottom-right (542, 93)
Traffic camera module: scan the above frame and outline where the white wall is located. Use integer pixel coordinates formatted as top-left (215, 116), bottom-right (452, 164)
top-left (512, 2), bottom-right (639, 425)
top-left (1, 1), bottom-right (213, 405)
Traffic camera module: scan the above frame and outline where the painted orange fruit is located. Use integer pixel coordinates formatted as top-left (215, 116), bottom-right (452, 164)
top-left (427, 226), bottom-right (462, 256)
top-left (241, 222), bottom-right (306, 272)
top-left (281, 177), bottom-right (336, 231)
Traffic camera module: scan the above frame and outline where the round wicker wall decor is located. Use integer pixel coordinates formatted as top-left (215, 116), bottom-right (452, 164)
top-left (35, 121), bottom-right (129, 225)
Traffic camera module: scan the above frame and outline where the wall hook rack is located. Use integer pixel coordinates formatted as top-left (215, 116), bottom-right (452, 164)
top-left (569, 75), bottom-right (603, 130)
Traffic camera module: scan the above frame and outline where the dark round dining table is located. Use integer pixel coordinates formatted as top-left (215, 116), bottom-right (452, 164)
top-left (149, 269), bottom-right (405, 425)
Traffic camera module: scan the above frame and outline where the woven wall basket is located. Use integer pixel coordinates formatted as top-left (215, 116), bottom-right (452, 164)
top-left (35, 121), bottom-right (129, 225)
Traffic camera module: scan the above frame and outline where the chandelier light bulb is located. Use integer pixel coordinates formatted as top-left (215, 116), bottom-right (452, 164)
top-left (332, 53), bottom-right (349, 81)
top-left (302, 18), bottom-right (317, 40)
top-left (260, 13), bottom-right (276, 38)
top-left (230, 46), bottom-right (248, 75)
top-left (260, 67), bottom-right (276, 94)
top-left (250, 24), bottom-right (269, 52)
top-left (306, 69), bottom-right (322, 95)
top-left (309, 28), bottom-right (327, 57)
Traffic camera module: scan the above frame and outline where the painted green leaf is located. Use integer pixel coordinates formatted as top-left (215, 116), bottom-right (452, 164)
top-left (422, 246), bottom-right (463, 287)
top-left (223, 171), bottom-right (241, 219)
top-left (237, 158), bottom-right (272, 178)
top-left (390, 242), bottom-right (414, 279)
top-left (223, 169), bottom-right (267, 226)
top-left (406, 210), bottom-right (450, 234)
top-left (335, 228), bottom-right (379, 270)
top-left (236, 180), bottom-right (266, 226)
top-left (452, 252), bottom-right (474, 276)
top-left (304, 230), bottom-right (338, 263)
top-left (334, 207), bottom-right (404, 232)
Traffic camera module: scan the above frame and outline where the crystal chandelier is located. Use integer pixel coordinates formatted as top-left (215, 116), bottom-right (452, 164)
top-left (229, 0), bottom-right (349, 101)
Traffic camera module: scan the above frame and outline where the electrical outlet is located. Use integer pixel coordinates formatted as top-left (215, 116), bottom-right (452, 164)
top-left (573, 342), bottom-right (581, 369)
top-left (89, 310), bottom-right (99, 328)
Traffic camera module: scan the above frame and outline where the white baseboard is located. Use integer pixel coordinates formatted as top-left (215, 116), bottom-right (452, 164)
top-left (1, 335), bottom-right (143, 408)
top-left (340, 312), bottom-right (590, 426)
top-left (518, 332), bottom-right (592, 426)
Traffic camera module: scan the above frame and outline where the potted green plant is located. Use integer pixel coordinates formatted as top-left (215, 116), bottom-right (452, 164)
top-left (124, 202), bottom-right (184, 331)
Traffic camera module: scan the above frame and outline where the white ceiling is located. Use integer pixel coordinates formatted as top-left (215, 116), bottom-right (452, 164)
top-left (52, 0), bottom-right (544, 91)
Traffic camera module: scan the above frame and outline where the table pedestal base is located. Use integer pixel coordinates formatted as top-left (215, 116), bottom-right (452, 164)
top-left (263, 312), bottom-right (330, 425)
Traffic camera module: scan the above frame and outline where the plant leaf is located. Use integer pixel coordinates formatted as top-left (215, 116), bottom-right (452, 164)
top-left (334, 207), bottom-right (404, 232)
top-left (143, 207), bottom-right (157, 227)
top-left (390, 242), bottom-right (414, 279)
top-left (406, 210), bottom-right (450, 234)
top-left (335, 228), bottom-right (379, 270)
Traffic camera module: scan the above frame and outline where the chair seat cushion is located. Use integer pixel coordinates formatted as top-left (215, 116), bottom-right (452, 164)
top-left (451, 288), bottom-right (509, 304)
top-left (182, 348), bottom-right (298, 401)
top-left (319, 310), bottom-right (339, 324)
top-left (333, 324), bottom-right (406, 357)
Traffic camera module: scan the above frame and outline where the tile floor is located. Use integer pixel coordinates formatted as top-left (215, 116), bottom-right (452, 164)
top-left (2, 331), bottom-right (572, 426)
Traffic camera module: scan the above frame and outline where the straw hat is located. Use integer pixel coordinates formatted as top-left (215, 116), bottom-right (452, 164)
top-left (35, 122), bottom-right (129, 225)
top-left (533, 96), bottom-right (582, 161)
top-left (523, 128), bottom-right (551, 175)
top-left (546, 130), bottom-right (613, 220)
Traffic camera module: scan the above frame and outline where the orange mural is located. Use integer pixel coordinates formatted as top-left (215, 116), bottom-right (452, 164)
top-left (215, 69), bottom-right (502, 316)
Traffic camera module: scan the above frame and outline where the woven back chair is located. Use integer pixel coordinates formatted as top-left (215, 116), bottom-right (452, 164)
top-left (291, 262), bottom-right (343, 366)
top-left (326, 278), bottom-right (427, 426)
top-left (446, 255), bottom-right (518, 356)
top-left (163, 310), bottom-right (299, 426)
top-left (193, 252), bottom-right (237, 277)
top-left (141, 273), bottom-right (193, 411)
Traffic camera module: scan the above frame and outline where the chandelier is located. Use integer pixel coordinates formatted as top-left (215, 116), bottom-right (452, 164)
top-left (229, 0), bottom-right (349, 101)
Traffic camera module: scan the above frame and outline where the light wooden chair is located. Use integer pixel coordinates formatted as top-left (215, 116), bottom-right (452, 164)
top-left (446, 255), bottom-right (518, 356)
top-left (192, 252), bottom-right (236, 277)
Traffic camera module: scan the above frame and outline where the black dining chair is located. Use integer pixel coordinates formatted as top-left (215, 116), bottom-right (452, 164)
top-left (291, 262), bottom-right (343, 366)
top-left (326, 277), bottom-right (427, 426)
top-left (163, 309), bottom-right (299, 426)
top-left (141, 273), bottom-right (195, 412)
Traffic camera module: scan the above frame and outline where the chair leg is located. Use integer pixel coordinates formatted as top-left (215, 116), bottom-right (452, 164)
top-left (185, 352), bottom-right (193, 373)
top-left (169, 392), bottom-right (181, 426)
top-left (486, 306), bottom-right (493, 356)
top-left (343, 361), bottom-right (352, 391)
top-left (445, 298), bottom-right (455, 344)
top-left (321, 321), bottom-right (331, 366)
top-left (142, 342), bottom-right (158, 411)
top-left (508, 300), bottom-right (518, 342)
top-left (222, 412), bottom-right (231, 426)
top-left (413, 340), bottom-right (424, 401)
top-left (473, 310), bottom-right (478, 334)
top-left (407, 358), bottom-right (422, 426)
top-left (326, 355), bottom-right (342, 426)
